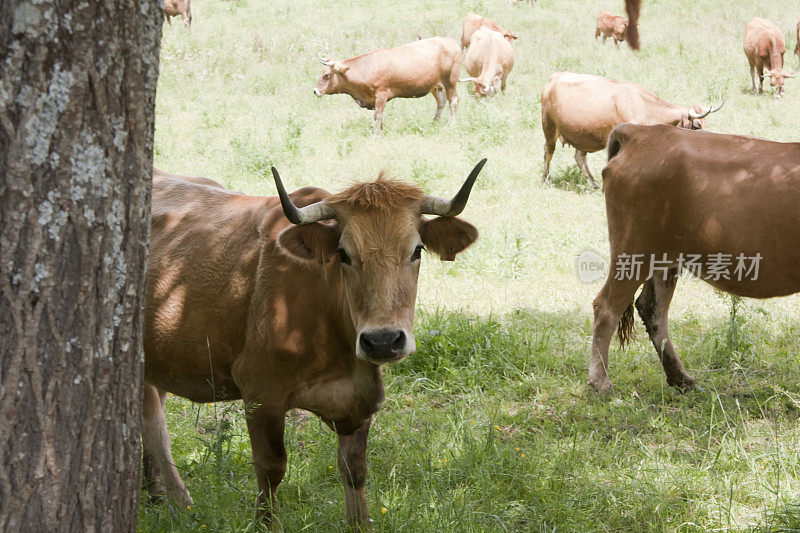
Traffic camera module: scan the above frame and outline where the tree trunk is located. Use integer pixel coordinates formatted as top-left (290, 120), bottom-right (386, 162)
top-left (0, 1), bottom-right (161, 531)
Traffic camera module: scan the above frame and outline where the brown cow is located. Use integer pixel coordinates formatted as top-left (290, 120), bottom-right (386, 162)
top-left (313, 37), bottom-right (461, 135)
top-left (152, 166), bottom-right (223, 189)
top-left (163, 0), bottom-right (191, 27)
top-left (588, 124), bottom-right (800, 393)
top-left (795, 17), bottom-right (800, 65)
top-left (744, 17), bottom-right (794, 98)
top-left (461, 12), bottom-right (518, 50)
top-left (142, 161), bottom-right (486, 525)
top-left (541, 72), bottom-right (722, 188)
top-left (595, 11), bottom-right (629, 48)
top-left (460, 27), bottom-right (515, 96)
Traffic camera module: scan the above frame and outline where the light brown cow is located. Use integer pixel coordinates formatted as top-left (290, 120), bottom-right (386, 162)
top-left (460, 27), bottom-right (515, 96)
top-left (461, 12), bottom-right (518, 50)
top-left (142, 161), bottom-right (486, 526)
top-left (595, 11), bottom-right (629, 48)
top-left (541, 72), bottom-right (722, 188)
top-left (744, 17), bottom-right (794, 98)
top-left (589, 124), bottom-right (800, 393)
top-left (313, 37), bottom-right (461, 135)
top-left (163, 0), bottom-right (191, 27)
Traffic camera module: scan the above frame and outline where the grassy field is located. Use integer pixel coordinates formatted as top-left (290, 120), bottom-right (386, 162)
top-left (143, 0), bottom-right (800, 530)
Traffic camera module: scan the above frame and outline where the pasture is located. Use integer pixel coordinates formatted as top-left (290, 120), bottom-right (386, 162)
top-left (143, 0), bottom-right (800, 530)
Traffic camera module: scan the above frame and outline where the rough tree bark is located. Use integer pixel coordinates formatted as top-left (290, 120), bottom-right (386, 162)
top-left (0, 1), bottom-right (161, 531)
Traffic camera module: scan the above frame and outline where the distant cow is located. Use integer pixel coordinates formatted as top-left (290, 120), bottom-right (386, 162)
top-left (313, 37), bottom-right (462, 135)
top-left (744, 17), bottom-right (794, 98)
top-left (595, 11), bottom-right (629, 48)
top-left (589, 124), bottom-right (800, 393)
top-left (143, 161), bottom-right (486, 526)
top-left (540, 72), bottom-right (722, 188)
top-left (461, 27), bottom-right (515, 96)
top-left (163, 0), bottom-right (191, 27)
top-left (461, 12), bottom-right (518, 50)
top-left (795, 18), bottom-right (800, 64)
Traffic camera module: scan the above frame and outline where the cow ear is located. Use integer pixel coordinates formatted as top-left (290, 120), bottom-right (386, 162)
top-left (420, 216), bottom-right (478, 261)
top-left (277, 223), bottom-right (340, 264)
top-left (334, 63), bottom-right (350, 74)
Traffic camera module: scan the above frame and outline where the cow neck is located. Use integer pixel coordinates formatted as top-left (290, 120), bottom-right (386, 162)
top-left (768, 35), bottom-right (783, 69)
top-left (321, 259), bottom-right (359, 358)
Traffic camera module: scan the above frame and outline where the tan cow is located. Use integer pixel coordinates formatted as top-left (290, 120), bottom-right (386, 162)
top-left (461, 12), bottom-right (518, 50)
top-left (142, 161), bottom-right (486, 526)
top-left (744, 17), bottom-right (794, 98)
top-left (588, 124), bottom-right (800, 393)
top-left (163, 0), bottom-right (191, 27)
top-left (313, 37), bottom-right (461, 135)
top-left (595, 11), bottom-right (629, 48)
top-left (541, 72), bottom-right (722, 188)
top-left (460, 27), bottom-right (515, 96)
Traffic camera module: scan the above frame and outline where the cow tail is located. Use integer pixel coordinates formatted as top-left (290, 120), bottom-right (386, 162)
top-left (617, 300), bottom-right (636, 347)
top-left (625, 0), bottom-right (641, 50)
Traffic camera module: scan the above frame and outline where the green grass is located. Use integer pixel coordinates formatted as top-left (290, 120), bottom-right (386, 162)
top-left (144, 0), bottom-right (800, 530)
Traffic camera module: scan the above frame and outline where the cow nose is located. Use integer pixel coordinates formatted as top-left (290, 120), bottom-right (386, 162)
top-left (313, 88), bottom-right (322, 96)
top-left (359, 329), bottom-right (406, 360)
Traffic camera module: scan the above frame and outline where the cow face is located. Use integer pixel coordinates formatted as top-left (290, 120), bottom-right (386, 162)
top-left (314, 59), bottom-right (350, 96)
top-left (764, 69), bottom-right (794, 97)
top-left (272, 163), bottom-right (484, 365)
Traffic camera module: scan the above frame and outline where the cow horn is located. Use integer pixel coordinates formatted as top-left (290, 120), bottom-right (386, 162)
top-left (271, 167), bottom-right (336, 224)
top-left (318, 57), bottom-right (335, 66)
top-left (459, 77), bottom-right (476, 82)
top-left (785, 71), bottom-right (795, 78)
top-left (688, 100), bottom-right (724, 119)
top-left (420, 159), bottom-right (487, 216)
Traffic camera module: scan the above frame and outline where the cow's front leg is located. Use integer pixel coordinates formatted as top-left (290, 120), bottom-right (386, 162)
top-left (373, 93), bottom-right (389, 136)
top-left (245, 406), bottom-right (287, 523)
top-left (337, 418), bottom-right (371, 527)
top-left (432, 88), bottom-right (447, 122)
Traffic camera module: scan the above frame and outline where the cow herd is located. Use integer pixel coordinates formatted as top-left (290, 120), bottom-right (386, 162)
top-left (146, 2), bottom-right (800, 527)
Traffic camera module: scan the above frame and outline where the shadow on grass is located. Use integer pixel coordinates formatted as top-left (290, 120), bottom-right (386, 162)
top-left (545, 165), bottom-right (598, 194)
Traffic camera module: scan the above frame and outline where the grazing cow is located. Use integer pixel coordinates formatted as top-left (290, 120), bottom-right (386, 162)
top-left (163, 0), bottom-right (191, 27)
top-left (595, 11), bottom-right (629, 48)
top-left (625, 0), bottom-right (640, 49)
top-left (744, 17), bottom-right (794, 98)
top-left (540, 72), bottom-right (722, 188)
top-left (313, 37), bottom-right (462, 135)
top-left (589, 124), bottom-right (800, 393)
top-left (142, 161), bottom-right (486, 526)
top-left (461, 12), bottom-right (518, 50)
top-left (795, 18), bottom-right (800, 64)
top-left (460, 27), bottom-right (515, 96)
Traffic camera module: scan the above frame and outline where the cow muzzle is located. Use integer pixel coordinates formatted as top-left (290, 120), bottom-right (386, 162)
top-left (313, 88), bottom-right (322, 97)
top-left (356, 328), bottom-right (414, 363)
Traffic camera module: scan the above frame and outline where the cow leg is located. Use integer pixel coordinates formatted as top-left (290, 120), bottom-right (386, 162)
top-left (749, 63), bottom-right (758, 94)
top-left (446, 86), bottom-right (459, 123)
top-left (432, 88), bottom-right (447, 122)
top-left (246, 406), bottom-right (287, 522)
top-left (589, 277), bottom-right (642, 393)
top-left (182, 13), bottom-right (190, 27)
top-left (595, 29), bottom-right (600, 40)
top-left (141, 383), bottom-right (193, 507)
top-left (373, 93), bottom-right (388, 136)
top-left (541, 114), bottom-right (557, 183)
top-left (501, 73), bottom-right (508, 92)
top-left (635, 274), bottom-right (698, 390)
top-left (574, 150), bottom-right (598, 188)
top-left (337, 418), bottom-right (372, 527)
top-left (165, 14), bottom-right (172, 26)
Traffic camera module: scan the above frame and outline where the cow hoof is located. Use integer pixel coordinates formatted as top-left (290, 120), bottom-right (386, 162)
top-left (588, 378), bottom-right (613, 394)
top-left (668, 374), bottom-right (698, 392)
top-left (171, 489), bottom-right (194, 509)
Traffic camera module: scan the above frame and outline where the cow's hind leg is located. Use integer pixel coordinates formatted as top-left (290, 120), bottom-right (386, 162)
top-left (445, 85), bottom-right (459, 123)
top-left (574, 149), bottom-right (598, 188)
top-left (337, 419), bottom-right (372, 527)
top-left (635, 273), bottom-right (698, 390)
top-left (141, 383), bottom-right (193, 507)
top-left (541, 113), bottom-right (557, 183)
top-left (590, 277), bottom-right (642, 393)
top-left (246, 406), bottom-right (287, 523)
top-left (432, 88), bottom-right (447, 122)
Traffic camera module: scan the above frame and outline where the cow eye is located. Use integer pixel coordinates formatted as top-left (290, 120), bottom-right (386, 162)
top-left (337, 248), bottom-right (351, 266)
top-left (411, 244), bottom-right (424, 262)
top-left (323, 74), bottom-right (330, 80)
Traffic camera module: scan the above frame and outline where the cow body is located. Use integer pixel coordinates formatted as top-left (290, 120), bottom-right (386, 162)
top-left (461, 12), bottom-right (518, 50)
top-left (744, 17), bottom-right (792, 97)
top-left (589, 124), bottom-right (800, 393)
top-left (142, 165), bottom-right (483, 525)
top-left (163, 0), bottom-right (191, 27)
top-left (540, 72), bottom-right (719, 187)
top-left (595, 11), bottom-right (628, 48)
top-left (462, 27), bottom-right (515, 96)
top-left (313, 37), bottom-right (462, 135)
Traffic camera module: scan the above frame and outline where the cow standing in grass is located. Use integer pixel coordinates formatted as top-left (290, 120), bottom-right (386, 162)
top-left (744, 17), bottom-right (794, 98)
top-left (595, 11), bottom-right (629, 48)
top-left (589, 124), bottom-right (800, 393)
top-left (461, 12), bottom-right (518, 50)
top-left (142, 161), bottom-right (486, 526)
top-left (313, 37), bottom-right (462, 135)
top-left (540, 72), bottom-right (722, 188)
top-left (461, 27), bottom-right (515, 96)
top-left (163, 0), bottom-right (191, 27)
